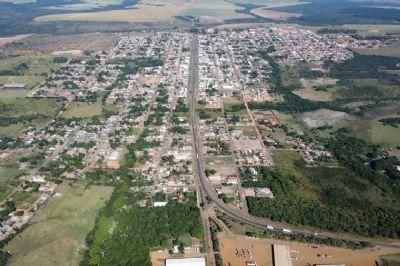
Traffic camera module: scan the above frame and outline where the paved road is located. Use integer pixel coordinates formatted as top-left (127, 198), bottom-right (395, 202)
top-left (188, 34), bottom-right (400, 250)
top-left (188, 35), bottom-right (216, 266)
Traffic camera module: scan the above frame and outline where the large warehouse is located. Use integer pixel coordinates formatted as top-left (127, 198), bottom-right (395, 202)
top-left (273, 245), bottom-right (292, 266)
top-left (165, 257), bottom-right (206, 266)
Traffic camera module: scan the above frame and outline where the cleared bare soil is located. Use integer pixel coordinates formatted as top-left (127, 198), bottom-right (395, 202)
top-left (219, 231), bottom-right (400, 266)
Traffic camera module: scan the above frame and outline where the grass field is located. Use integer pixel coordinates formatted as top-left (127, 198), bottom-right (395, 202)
top-left (0, 98), bottom-right (62, 116)
top-left (12, 191), bottom-right (42, 209)
top-left (0, 53), bottom-right (59, 76)
top-left (271, 149), bottom-right (302, 167)
top-left (0, 124), bottom-right (26, 137)
top-left (0, 167), bottom-right (25, 202)
top-left (0, 75), bottom-right (43, 89)
top-left (0, 98), bottom-right (63, 136)
top-left (0, 151), bottom-right (43, 202)
top-left (5, 182), bottom-right (113, 266)
top-left (0, 88), bottom-right (27, 98)
top-left (62, 101), bottom-right (102, 118)
top-left (359, 40), bottom-right (400, 57)
top-left (370, 120), bottom-right (400, 146)
top-left (5, 33), bottom-right (120, 52)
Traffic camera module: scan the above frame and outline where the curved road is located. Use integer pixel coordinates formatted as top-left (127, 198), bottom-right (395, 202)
top-left (188, 35), bottom-right (400, 250)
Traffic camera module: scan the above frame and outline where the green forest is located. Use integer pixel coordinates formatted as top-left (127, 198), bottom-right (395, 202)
top-left (82, 173), bottom-right (203, 265)
top-left (245, 134), bottom-right (400, 238)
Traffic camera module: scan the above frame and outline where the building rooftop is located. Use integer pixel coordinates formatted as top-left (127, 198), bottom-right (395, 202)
top-left (3, 83), bottom-right (26, 89)
top-left (273, 245), bottom-right (292, 266)
top-left (165, 257), bottom-right (206, 266)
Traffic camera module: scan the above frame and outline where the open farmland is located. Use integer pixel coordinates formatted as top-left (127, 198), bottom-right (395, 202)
top-left (46, 0), bottom-right (127, 11)
top-left (5, 182), bottom-right (113, 266)
top-left (229, 0), bottom-right (308, 8)
top-left (34, 0), bottom-right (251, 23)
top-left (4, 33), bottom-right (120, 52)
top-left (251, 8), bottom-right (301, 20)
top-left (359, 40), bottom-right (400, 57)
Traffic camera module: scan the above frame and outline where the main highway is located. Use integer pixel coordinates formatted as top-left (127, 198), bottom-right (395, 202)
top-left (187, 35), bottom-right (400, 250)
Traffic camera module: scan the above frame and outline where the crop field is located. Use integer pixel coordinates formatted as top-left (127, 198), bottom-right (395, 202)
top-left (34, 0), bottom-right (251, 23)
top-left (47, 0), bottom-right (125, 11)
top-left (62, 101), bottom-right (102, 118)
top-left (5, 182), bottom-right (114, 266)
top-left (35, 3), bottom-right (186, 22)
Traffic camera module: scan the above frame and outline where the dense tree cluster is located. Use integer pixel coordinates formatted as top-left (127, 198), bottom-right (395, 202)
top-left (83, 175), bottom-right (203, 265)
top-left (328, 54), bottom-right (400, 84)
top-left (119, 57), bottom-right (164, 75)
top-left (245, 139), bottom-right (400, 238)
top-left (379, 117), bottom-right (400, 128)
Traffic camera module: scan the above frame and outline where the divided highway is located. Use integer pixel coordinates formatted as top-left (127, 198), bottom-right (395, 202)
top-left (188, 35), bottom-right (400, 250)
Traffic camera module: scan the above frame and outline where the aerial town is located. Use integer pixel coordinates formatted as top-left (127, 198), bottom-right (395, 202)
top-left (1, 23), bottom-right (399, 266)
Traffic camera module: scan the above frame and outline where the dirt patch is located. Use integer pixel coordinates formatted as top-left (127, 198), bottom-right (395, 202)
top-left (219, 231), bottom-right (400, 266)
top-left (293, 88), bottom-right (333, 102)
top-left (232, 138), bottom-right (264, 151)
top-left (223, 97), bottom-right (241, 104)
top-left (205, 156), bottom-right (236, 178)
top-left (301, 108), bottom-right (353, 128)
top-left (138, 76), bottom-right (159, 84)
